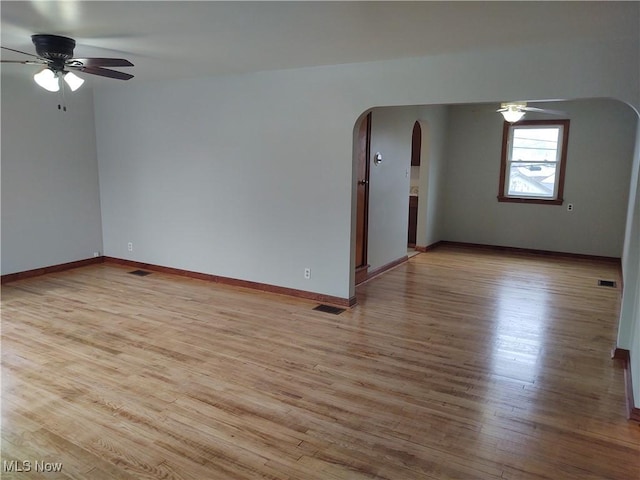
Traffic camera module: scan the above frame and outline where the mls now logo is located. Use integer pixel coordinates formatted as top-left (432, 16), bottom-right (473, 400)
top-left (3, 460), bottom-right (63, 473)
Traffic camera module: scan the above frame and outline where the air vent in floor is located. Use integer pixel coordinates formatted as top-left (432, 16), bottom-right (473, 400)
top-left (313, 304), bottom-right (346, 315)
top-left (598, 280), bottom-right (617, 288)
top-left (129, 270), bottom-right (152, 276)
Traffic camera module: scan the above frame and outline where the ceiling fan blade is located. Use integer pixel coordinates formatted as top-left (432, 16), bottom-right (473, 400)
top-left (1, 45), bottom-right (40, 59)
top-left (72, 65), bottom-right (134, 80)
top-left (523, 106), bottom-right (567, 116)
top-left (69, 58), bottom-right (133, 67)
top-left (1, 59), bottom-right (47, 67)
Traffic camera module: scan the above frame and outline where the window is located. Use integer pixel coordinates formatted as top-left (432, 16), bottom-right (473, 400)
top-left (498, 119), bottom-right (570, 204)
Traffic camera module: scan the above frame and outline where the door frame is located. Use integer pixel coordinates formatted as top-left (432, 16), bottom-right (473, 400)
top-left (354, 112), bottom-right (372, 285)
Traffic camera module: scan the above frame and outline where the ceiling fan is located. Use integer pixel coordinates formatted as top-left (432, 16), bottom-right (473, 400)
top-left (1, 34), bottom-right (133, 109)
top-left (497, 101), bottom-right (566, 123)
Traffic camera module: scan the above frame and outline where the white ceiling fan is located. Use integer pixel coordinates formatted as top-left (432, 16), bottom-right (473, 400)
top-left (497, 101), bottom-right (567, 123)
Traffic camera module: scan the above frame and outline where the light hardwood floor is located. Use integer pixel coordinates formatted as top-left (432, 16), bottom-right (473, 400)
top-left (2, 245), bottom-right (639, 479)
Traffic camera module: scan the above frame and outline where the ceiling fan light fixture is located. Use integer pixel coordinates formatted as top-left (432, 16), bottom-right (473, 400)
top-left (501, 106), bottom-right (525, 123)
top-left (63, 71), bottom-right (84, 91)
top-left (33, 67), bottom-right (59, 92)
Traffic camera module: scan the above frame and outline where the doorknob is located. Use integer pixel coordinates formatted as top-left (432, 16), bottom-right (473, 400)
top-left (358, 180), bottom-right (369, 185)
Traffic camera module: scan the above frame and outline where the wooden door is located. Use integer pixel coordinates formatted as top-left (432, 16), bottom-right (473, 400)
top-left (408, 121), bottom-right (421, 246)
top-left (408, 196), bottom-right (418, 247)
top-left (355, 112), bottom-right (371, 282)
top-left (411, 121), bottom-right (421, 166)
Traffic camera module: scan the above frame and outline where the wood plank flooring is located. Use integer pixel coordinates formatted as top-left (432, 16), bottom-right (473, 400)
top-left (2, 245), bottom-right (639, 479)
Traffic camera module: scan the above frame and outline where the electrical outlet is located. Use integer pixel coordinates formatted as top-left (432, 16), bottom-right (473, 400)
top-left (567, 203), bottom-right (574, 212)
top-left (93, 251), bottom-right (101, 258)
top-left (128, 242), bottom-right (133, 252)
top-left (304, 268), bottom-right (311, 279)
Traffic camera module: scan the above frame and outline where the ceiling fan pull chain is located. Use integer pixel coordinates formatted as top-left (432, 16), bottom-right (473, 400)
top-left (58, 77), bottom-right (67, 112)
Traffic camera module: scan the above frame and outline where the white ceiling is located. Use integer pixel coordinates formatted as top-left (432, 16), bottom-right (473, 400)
top-left (1, 1), bottom-right (637, 85)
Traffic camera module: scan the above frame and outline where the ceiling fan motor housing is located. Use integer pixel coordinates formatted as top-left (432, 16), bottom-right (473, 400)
top-left (32, 34), bottom-right (75, 70)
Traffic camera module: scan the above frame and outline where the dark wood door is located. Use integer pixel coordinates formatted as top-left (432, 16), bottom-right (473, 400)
top-left (411, 121), bottom-right (421, 166)
top-left (408, 195), bottom-right (418, 247)
top-left (408, 121), bottom-right (421, 247)
top-left (355, 112), bottom-right (371, 276)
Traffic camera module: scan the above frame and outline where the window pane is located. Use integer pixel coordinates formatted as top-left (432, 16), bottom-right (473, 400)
top-left (511, 127), bottom-right (560, 163)
top-left (507, 163), bottom-right (557, 197)
top-left (498, 119), bottom-right (569, 204)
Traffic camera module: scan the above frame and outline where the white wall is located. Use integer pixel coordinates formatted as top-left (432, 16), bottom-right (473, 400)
top-left (95, 72), bottom-right (356, 299)
top-left (367, 106), bottom-right (417, 270)
top-left (620, 122), bottom-right (640, 348)
top-left (416, 105), bottom-right (449, 248)
top-left (94, 37), bottom-right (639, 302)
top-left (633, 259), bottom-right (640, 408)
top-left (1, 72), bottom-right (103, 275)
top-left (619, 120), bottom-right (640, 408)
top-left (441, 100), bottom-right (637, 257)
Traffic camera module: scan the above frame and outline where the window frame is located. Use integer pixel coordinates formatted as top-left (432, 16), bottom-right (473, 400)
top-left (498, 119), bottom-right (570, 205)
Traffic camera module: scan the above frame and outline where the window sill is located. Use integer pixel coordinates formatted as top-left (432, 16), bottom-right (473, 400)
top-left (497, 196), bottom-right (563, 205)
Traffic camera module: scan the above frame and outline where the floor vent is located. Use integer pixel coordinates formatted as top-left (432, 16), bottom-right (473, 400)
top-left (598, 280), bottom-right (617, 288)
top-left (313, 304), bottom-right (345, 315)
top-left (129, 270), bottom-right (152, 277)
